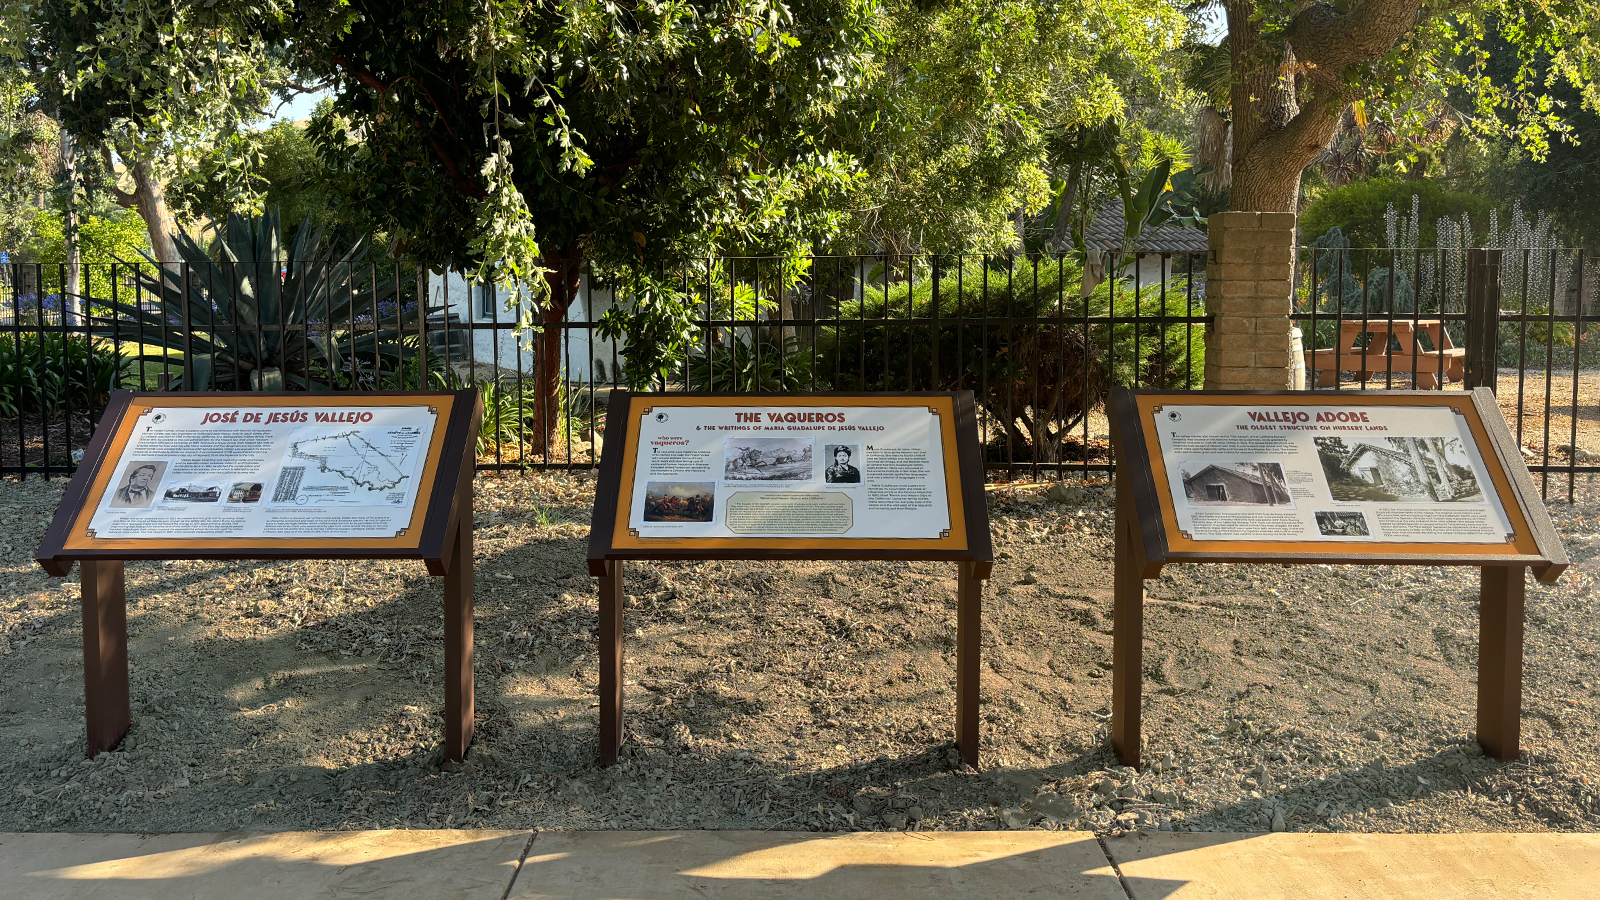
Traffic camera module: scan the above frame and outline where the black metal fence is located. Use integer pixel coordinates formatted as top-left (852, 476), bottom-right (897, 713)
top-left (3, 248), bottom-right (1595, 499)
top-left (1294, 245), bottom-right (1598, 501)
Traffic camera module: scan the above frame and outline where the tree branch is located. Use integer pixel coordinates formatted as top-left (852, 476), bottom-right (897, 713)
top-left (100, 146), bottom-right (138, 208)
top-left (329, 54), bottom-right (486, 200)
top-left (1282, 0), bottom-right (1426, 74)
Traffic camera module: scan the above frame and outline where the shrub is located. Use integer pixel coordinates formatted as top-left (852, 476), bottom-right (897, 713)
top-left (0, 331), bottom-right (130, 419)
top-left (1300, 179), bottom-right (1495, 247)
top-left (818, 257), bottom-right (1202, 462)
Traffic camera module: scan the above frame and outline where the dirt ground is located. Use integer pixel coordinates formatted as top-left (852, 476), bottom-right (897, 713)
top-left (1, 472), bottom-right (1598, 837)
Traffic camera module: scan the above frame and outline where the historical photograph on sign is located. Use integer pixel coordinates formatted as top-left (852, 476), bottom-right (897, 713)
top-left (1315, 436), bottom-right (1484, 502)
top-left (107, 460), bottom-right (166, 509)
top-left (1178, 461), bottom-right (1292, 507)
top-left (722, 437), bottom-right (814, 483)
top-left (642, 482), bottom-right (716, 523)
top-left (227, 482), bottom-right (264, 503)
top-left (162, 483), bottom-right (222, 503)
top-left (1315, 510), bottom-right (1371, 536)
top-left (823, 444), bottom-right (863, 484)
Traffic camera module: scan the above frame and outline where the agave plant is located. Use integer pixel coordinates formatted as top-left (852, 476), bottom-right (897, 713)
top-left (96, 208), bottom-right (443, 390)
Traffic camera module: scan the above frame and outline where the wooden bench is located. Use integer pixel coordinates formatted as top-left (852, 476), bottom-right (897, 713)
top-left (1306, 319), bottom-right (1464, 389)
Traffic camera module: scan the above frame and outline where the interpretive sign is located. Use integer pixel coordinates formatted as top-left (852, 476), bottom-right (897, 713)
top-left (589, 391), bottom-right (992, 767)
top-left (607, 395), bottom-right (970, 552)
top-left (44, 395), bottom-right (461, 557)
top-left (1108, 388), bottom-right (1566, 770)
top-left (37, 390), bottom-right (482, 761)
top-left (1145, 395), bottom-right (1532, 551)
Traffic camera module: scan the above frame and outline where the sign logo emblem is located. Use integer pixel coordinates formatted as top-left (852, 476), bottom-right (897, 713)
top-left (654, 412), bottom-right (670, 423)
top-left (1166, 410), bottom-right (1182, 422)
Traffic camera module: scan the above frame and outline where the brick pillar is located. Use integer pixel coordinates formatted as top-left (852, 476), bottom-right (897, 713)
top-left (1204, 211), bottom-right (1296, 390)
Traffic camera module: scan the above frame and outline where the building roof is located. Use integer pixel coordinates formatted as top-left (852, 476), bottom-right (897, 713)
top-left (1083, 205), bottom-right (1209, 255)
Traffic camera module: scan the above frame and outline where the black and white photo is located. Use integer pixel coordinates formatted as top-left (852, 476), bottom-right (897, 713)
top-left (1178, 461), bottom-right (1292, 507)
top-left (1314, 436), bottom-right (1483, 503)
top-left (1315, 510), bottom-right (1371, 536)
top-left (107, 460), bottom-right (166, 509)
top-left (722, 437), bottom-right (814, 482)
top-left (823, 444), bottom-right (862, 483)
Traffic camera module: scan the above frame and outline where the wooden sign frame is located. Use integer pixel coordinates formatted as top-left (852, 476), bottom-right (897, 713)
top-left (588, 390), bottom-right (994, 767)
top-left (35, 390), bottom-right (484, 761)
top-left (1107, 387), bottom-right (1567, 770)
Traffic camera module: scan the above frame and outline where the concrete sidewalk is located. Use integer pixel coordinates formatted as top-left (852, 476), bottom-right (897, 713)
top-left (0, 829), bottom-right (1595, 899)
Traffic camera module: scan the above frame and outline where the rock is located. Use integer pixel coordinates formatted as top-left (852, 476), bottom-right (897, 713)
top-left (883, 812), bottom-right (908, 830)
top-left (1363, 728), bottom-right (1385, 741)
top-left (1096, 777), bottom-right (1118, 798)
top-left (1020, 571), bottom-right (1039, 585)
top-left (907, 806), bottom-right (925, 822)
top-left (1032, 791), bottom-right (1081, 823)
top-left (1271, 807), bottom-right (1286, 832)
top-left (999, 807), bottom-right (1030, 829)
top-left (1048, 484), bottom-right (1089, 505)
top-left (1116, 784), bottom-right (1143, 799)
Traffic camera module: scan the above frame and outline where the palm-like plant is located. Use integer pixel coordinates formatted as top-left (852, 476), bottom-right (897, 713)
top-left (96, 208), bottom-right (443, 390)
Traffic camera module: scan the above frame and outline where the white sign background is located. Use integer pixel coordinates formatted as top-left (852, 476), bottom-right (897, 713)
top-left (87, 404), bottom-right (436, 541)
top-left (627, 404), bottom-right (953, 540)
top-left (1153, 403), bottom-right (1515, 543)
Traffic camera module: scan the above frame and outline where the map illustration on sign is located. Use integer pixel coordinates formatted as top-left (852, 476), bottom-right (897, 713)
top-left (275, 425), bottom-right (427, 506)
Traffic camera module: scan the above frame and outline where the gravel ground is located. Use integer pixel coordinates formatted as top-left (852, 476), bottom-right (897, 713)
top-left (1, 472), bottom-right (1598, 836)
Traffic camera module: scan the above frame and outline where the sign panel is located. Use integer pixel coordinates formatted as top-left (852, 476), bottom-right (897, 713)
top-left (1122, 390), bottom-right (1554, 563)
top-left (55, 393), bottom-right (460, 554)
top-left (1153, 401), bottom-right (1514, 544)
top-left (606, 394), bottom-right (973, 553)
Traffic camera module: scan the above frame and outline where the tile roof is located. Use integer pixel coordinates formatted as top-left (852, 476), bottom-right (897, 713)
top-left (1082, 205), bottom-right (1209, 254)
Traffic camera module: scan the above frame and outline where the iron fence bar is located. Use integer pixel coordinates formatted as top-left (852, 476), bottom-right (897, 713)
top-left (1568, 249), bottom-right (1582, 500)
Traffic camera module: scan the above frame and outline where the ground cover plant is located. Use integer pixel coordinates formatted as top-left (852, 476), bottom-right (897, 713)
top-left (0, 472), bottom-right (1596, 835)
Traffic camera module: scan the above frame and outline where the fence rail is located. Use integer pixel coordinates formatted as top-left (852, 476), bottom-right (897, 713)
top-left (3, 247), bottom-right (1595, 500)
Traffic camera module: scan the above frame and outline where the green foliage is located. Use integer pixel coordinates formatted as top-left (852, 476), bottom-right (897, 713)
top-left (0, 331), bottom-right (130, 419)
top-left (38, 0), bottom-right (290, 214)
top-left (168, 120), bottom-right (350, 246)
top-left (294, 0), bottom-right (879, 285)
top-left (22, 206), bottom-right (149, 299)
top-left (836, 0), bottom-right (1191, 254)
top-left (437, 371), bottom-right (599, 462)
top-left (819, 257), bottom-right (1201, 461)
top-left (1299, 179), bottom-right (1496, 248)
top-left (94, 208), bottom-right (439, 391)
top-left (687, 333), bottom-right (816, 394)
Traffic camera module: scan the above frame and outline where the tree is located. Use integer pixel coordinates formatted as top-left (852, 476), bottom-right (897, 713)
top-left (1220, 1), bottom-right (1599, 215)
top-left (168, 118), bottom-right (355, 248)
top-left (33, 0), bottom-right (308, 264)
top-left (289, 0), bottom-right (879, 453)
top-left (832, 0), bottom-right (1190, 254)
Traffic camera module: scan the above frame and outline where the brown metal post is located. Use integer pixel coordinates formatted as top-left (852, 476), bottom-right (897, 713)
top-left (1111, 513), bottom-right (1144, 769)
top-left (598, 558), bottom-right (625, 766)
top-left (1477, 564), bottom-right (1525, 761)
top-left (443, 490), bottom-right (475, 762)
top-left (81, 559), bottom-right (130, 757)
top-left (956, 560), bottom-right (982, 767)
top-left (1464, 249), bottom-right (1502, 392)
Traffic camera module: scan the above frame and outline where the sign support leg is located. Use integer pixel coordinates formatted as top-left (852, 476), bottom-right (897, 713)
top-left (443, 501), bottom-right (475, 762)
top-left (1111, 514), bottom-right (1144, 770)
top-left (1477, 564), bottom-right (1525, 761)
top-left (81, 559), bottom-right (130, 757)
top-left (599, 559), bottom-right (625, 766)
top-left (956, 560), bottom-right (982, 768)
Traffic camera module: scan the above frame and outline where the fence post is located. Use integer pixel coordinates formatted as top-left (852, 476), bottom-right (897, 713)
top-left (1464, 248), bottom-right (1502, 392)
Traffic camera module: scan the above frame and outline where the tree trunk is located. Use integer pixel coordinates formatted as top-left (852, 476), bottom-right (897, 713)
top-left (128, 155), bottom-right (180, 267)
top-left (531, 243), bottom-right (583, 459)
top-left (60, 132), bottom-right (81, 325)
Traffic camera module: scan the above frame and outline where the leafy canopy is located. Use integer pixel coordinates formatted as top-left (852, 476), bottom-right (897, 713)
top-left (291, 0), bottom-right (879, 297)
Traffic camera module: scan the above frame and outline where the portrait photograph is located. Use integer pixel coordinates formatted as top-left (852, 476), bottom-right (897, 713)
top-left (823, 444), bottom-right (863, 484)
top-left (107, 460), bottom-right (167, 509)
